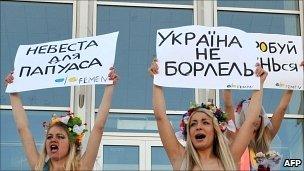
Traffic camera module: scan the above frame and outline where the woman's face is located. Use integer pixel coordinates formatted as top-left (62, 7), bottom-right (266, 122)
top-left (189, 112), bottom-right (215, 150)
top-left (45, 126), bottom-right (70, 160)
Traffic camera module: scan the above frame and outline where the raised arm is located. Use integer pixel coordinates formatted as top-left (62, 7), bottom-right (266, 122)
top-left (269, 90), bottom-right (293, 139)
top-left (5, 74), bottom-right (39, 169)
top-left (81, 68), bottom-right (118, 169)
top-left (222, 89), bottom-right (237, 141)
top-left (149, 61), bottom-right (185, 169)
top-left (230, 65), bottom-right (267, 162)
top-left (222, 90), bottom-right (235, 122)
top-left (269, 61), bottom-right (304, 138)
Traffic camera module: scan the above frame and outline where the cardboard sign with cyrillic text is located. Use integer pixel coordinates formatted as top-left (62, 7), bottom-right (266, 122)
top-left (6, 32), bottom-right (119, 93)
top-left (154, 25), bottom-right (259, 90)
top-left (253, 33), bottom-right (303, 90)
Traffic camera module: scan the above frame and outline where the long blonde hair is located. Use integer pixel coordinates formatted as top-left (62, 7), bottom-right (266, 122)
top-left (249, 117), bottom-right (271, 153)
top-left (236, 99), bottom-right (271, 153)
top-left (35, 123), bottom-right (81, 171)
top-left (181, 108), bottom-right (236, 170)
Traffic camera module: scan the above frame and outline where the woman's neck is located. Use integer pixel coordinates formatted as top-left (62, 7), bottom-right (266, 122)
top-left (50, 157), bottom-right (67, 171)
top-left (197, 146), bottom-right (216, 161)
top-left (194, 147), bottom-right (224, 170)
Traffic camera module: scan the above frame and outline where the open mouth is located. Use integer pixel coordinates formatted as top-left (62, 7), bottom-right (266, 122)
top-left (50, 144), bottom-right (59, 153)
top-left (195, 133), bottom-right (206, 140)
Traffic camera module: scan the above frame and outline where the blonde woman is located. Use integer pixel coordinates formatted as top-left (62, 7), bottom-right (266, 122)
top-left (149, 61), bottom-right (267, 170)
top-left (223, 61), bottom-right (303, 170)
top-left (5, 68), bottom-right (118, 171)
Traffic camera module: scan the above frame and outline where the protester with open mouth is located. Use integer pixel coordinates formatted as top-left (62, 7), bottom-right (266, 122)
top-left (149, 59), bottom-right (267, 170)
top-left (5, 67), bottom-right (118, 171)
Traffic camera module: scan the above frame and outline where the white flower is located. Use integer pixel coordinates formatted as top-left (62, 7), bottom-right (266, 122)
top-left (267, 151), bottom-right (281, 161)
top-left (183, 116), bottom-right (190, 124)
top-left (255, 151), bottom-right (281, 169)
top-left (210, 106), bottom-right (217, 113)
top-left (266, 151), bottom-right (276, 159)
top-left (175, 131), bottom-right (184, 140)
top-left (226, 119), bottom-right (236, 132)
top-left (256, 152), bottom-right (265, 158)
top-left (73, 125), bottom-right (85, 135)
top-left (59, 116), bottom-right (70, 124)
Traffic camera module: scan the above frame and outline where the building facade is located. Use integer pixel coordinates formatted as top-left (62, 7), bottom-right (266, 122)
top-left (0, 0), bottom-right (303, 170)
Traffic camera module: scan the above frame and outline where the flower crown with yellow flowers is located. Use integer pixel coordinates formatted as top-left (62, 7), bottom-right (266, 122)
top-left (175, 102), bottom-right (236, 140)
top-left (43, 112), bottom-right (88, 145)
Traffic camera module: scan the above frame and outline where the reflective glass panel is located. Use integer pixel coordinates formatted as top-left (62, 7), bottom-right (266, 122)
top-left (0, 144), bottom-right (43, 170)
top-left (218, 0), bottom-right (299, 10)
top-left (96, 5), bottom-right (194, 110)
top-left (271, 119), bottom-right (303, 170)
top-left (1, 110), bottom-right (66, 143)
top-left (218, 11), bottom-right (300, 35)
top-left (151, 146), bottom-right (172, 170)
top-left (100, 113), bottom-right (181, 133)
top-left (100, 0), bottom-right (193, 5)
top-left (103, 145), bottom-right (139, 170)
top-left (0, 1), bottom-right (72, 106)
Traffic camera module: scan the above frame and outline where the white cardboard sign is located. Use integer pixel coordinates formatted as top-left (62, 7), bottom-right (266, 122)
top-left (154, 25), bottom-right (259, 90)
top-left (6, 32), bottom-right (119, 93)
top-left (252, 33), bottom-right (303, 90)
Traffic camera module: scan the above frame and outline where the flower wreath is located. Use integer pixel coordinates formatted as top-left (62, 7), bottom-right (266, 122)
top-left (254, 151), bottom-right (282, 170)
top-left (43, 112), bottom-right (88, 145)
top-left (175, 102), bottom-right (236, 140)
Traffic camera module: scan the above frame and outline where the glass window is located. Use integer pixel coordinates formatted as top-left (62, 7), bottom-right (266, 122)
top-left (151, 146), bottom-right (172, 170)
top-left (0, 144), bottom-right (43, 170)
top-left (100, 0), bottom-right (193, 5)
top-left (0, 110), bottom-right (66, 143)
top-left (218, 0), bottom-right (299, 10)
top-left (103, 145), bottom-right (139, 170)
top-left (101, 113), bottom-right (181, 133)
top-left (218, 11), bottom-right (300, 35)
top-left (96, 6), bottom-right (194, 110)
top-left (271, 119), bottom-right (303, 171)
top-left (0, 1), bottom-right (72, 106)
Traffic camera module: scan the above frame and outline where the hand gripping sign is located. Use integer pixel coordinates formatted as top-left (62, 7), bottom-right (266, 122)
top-left (6, 32), bottom-right (119, 93)
top-left (154, 25), bottom-right (259, 90)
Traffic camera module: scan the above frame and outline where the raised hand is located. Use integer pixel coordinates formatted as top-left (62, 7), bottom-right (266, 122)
top-left (255, 63), bottom-right (268, 85)
top-left (108, 67), bottom-right (119, 85)
top-left (148, 58), bottom-right (159, 76)
top-left (4, 71), bottom-right (14, 85)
